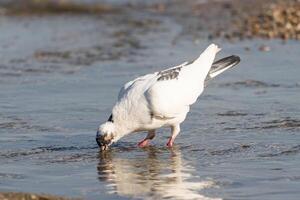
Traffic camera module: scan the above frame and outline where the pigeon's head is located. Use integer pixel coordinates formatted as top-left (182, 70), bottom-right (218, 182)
top-left (96, 122), bottom-right (116, 151)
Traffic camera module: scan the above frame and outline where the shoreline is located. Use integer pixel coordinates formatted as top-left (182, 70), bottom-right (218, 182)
top-left (0, 192), bottom-right (77, 200)
top-left (0, 0), bottom-right (299, 41)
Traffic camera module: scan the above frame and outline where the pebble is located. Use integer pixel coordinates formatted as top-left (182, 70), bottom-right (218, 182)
top-left (219, 1), bottom-right (300, 40)
top-left (259, 45), bottom-right (271, 52)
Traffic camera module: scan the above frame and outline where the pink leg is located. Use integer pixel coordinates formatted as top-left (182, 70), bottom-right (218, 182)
top-left (166, 125), bottom-right (180, 148)
top-left (166, 138), bottom-right (174, 147)
top-left (138, 130), bottom-right (155, 148)
top-left (138, 139), bottom-right (150, 147)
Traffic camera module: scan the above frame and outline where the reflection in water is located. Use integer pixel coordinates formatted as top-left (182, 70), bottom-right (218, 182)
top-left (97, 147), bottom-right (220, 200)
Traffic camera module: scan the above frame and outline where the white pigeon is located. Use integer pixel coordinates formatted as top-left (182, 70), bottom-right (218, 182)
top-left (96, 44), bottom-right (240, 150)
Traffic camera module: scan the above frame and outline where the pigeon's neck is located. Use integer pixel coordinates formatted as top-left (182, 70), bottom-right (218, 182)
top-left (112, 121), bottom-right (132, 142)
top-left (110, 99), bottom-right (143, 141)
top-left (108, 111), bottom-right (134, 136)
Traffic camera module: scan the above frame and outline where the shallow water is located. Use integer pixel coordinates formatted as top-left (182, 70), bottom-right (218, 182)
top-left (0, 2), bottom-right (300, 200)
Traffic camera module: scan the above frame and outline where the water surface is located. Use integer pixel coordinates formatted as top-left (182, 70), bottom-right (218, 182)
top-left (0, 3), bottom-right (300, 200)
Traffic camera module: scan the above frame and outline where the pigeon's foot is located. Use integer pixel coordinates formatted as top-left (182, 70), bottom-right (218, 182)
top-left (166, 138), bottom-right (174, 148)
top-left (138, 139), bottom-right (149, 148)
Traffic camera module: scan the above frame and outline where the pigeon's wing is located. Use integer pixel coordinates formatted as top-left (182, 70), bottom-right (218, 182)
top-left (117, 60), bottom-right (190, 101)
top-left (118, 79), bottom-right (136, 100)
top-left (145, 44), bottom-right (220, 119)
top-left (118, 72), bottom-right (157, 100)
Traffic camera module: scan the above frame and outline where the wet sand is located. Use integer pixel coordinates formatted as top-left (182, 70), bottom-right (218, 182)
top-left (0, 0), bottom-right (300, 200)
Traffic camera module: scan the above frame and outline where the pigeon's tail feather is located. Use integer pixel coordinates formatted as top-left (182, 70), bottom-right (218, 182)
top-left (207, 55), bottom-right (240, 79)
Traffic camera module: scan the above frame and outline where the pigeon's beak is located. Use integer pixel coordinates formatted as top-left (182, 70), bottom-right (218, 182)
top-left (96, 131), bottom-right (106, 150)
top-left (100, 145), bottom-right (108, 151)
top-left (96, 131), bottom-right (112, 151)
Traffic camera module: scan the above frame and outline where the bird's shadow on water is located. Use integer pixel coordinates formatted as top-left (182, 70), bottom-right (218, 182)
top-left (96, 144), bottom-right (218, 200)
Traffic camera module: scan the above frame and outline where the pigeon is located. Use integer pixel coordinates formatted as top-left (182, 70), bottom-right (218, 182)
top-left (96, 44), bottom-right (240, 150)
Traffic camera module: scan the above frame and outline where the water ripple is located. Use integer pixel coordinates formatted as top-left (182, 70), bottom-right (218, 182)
top-left (220, 80), bottom-right (300, 89)
top-left (259, 145), bottom-right (300, 158)
top-left (247, 118), bottom-right (300, 130)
